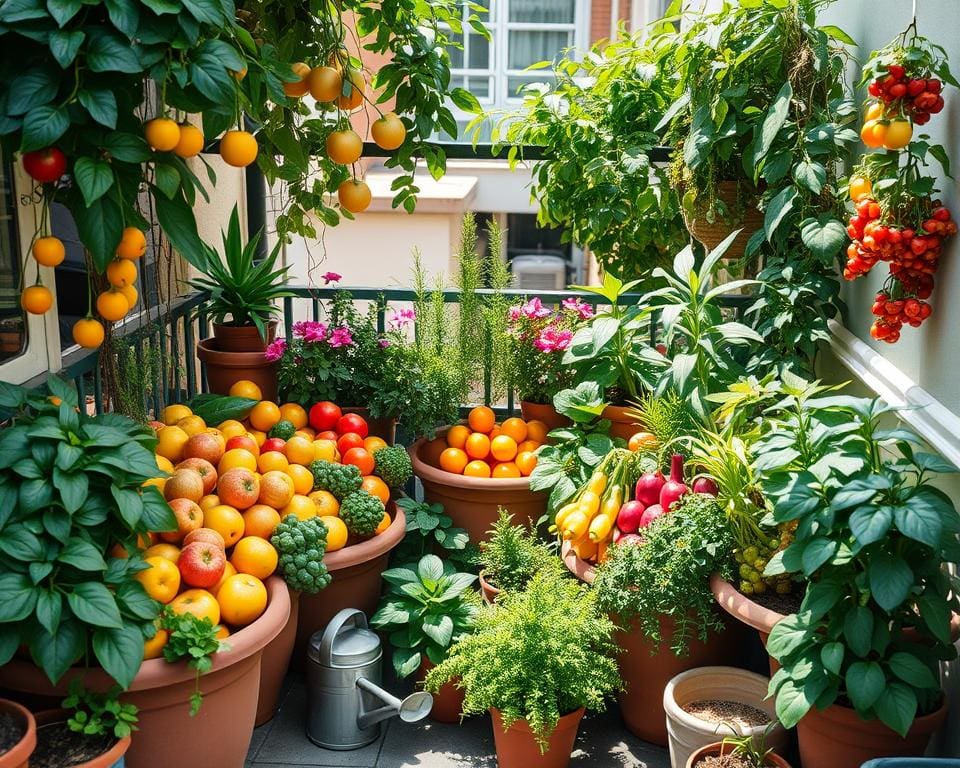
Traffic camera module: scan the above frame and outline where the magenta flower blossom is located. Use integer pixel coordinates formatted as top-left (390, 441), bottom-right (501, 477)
top-left (292, 320), bottom-right (329, 342)
top-left (387, 308), bottom-right (416, 331)
top-left (322, 271), bottom-right (342, 285)
top-left (264, 338), bottom-right (287, 362)
top-left (521, 297), bottom-right (552, 319)
top-left (508, 305), bottom-right (522, 322)
top-left (379, 338), bottom-right (391, 348)
top-left (562, 297), bottom-right (594, 319)
top-left (327, 325), bottom-right (354, 348)
top-left (534, 326), bottom-right (573, 353)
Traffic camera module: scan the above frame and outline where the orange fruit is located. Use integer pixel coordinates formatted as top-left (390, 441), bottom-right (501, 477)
top-left (336, 68), bottom-right (365, 110)
top-left (199, 494), bottom-right (221, 511)
top-left (295, 428), bottom-right (316, 441)
top-left (173, 124), bottom-right (204, 158)
top-left (361, 475), bottom-right (390, 505)
top-left (211, 561), bottom-right (237, 597)
top-left (219, 448), bottom-right (258, 474)
top-left (72, 318), bottom-right (105, 349)
top-left (219, 130), bottom-right (258, 168)
top-left (214, 624), bottom-right (230, 640)
top-left (229, 380), bottom-right (263, 400)
top-left (628, 431), bottom-right (659, 452)
top-left (143, 625), bottom-right (169, 660)
top-left (203, 504), bottom-right (245, 547)
top-left (327, 129), bottom-right (363, 165)
top-left (230, 536), bottom-right (278, 579)
top-left (248, 429), bottom-right (267, 447)
top-left (313, 439), bottom-right (339, 463)
top-left (438, 447), bottom-right (469, 474)
top-left (492, 462), bottom-right (521, 479)
top-left (143, 477), bottom-right (166, 495)
top-left (363, 436), bottom-right (388, 454)
top-left (32, 236), bottom-right (65, 266)
top-left (279, 403), bottom-right (308, 429)
top-left (283, 62), bottom-right (311, 98)
top-left (259, 470), bottom-right (295, 508)
top-left (463, 460), bottom-right (491, 478)
top-left (280, 493), bottom-right (316, 522)
top-left (371, 112), bottom-right (406, 151)
top-left (21, 285), bottom-right (52, 315)
top-left (338, 179), bottom-right (371, 213)
top-left (287, 463), bottom-right (314, 495)
top-left (515, 451), bottom-right (538, 476)
top-left (883, 119), bottom-right (913, 150)
top-left (864, 101), bottom-right (884, 121)
top-left (217, 574), bottom-right (267, 626)
top-left (465, 432), bottom-right (490, 460)
top-left (156, 426), bottom-right (190, 462)
top-left (321, 515), bottom-right (348, 551)
top-left (242, 504), bottom-right (282, 539)
top-left (489, 425), bottom-right (502, 439)
top-left (155, 455), bottom-right (175, 473)
top-left (499, 417), bottom-right (528, 444)
top-left (249, 401), bottom-right (282, 431)
top-left (284, 436), bottom-right (315, 466)
top-left (136, 556), bottom-right (181, 603)
top-left (307, 65), bottom-right (342, 102)
top-left (308, 490), bottom-right (339, 517)
top-left (375, 512), bottom-right (391, 535)
top-left (218, 419), bottom-right (247, 440)
top-left (258, 450), bottom-right (289, 474)
top-left (525, 420), bottom-right (549, 444)
top-left (516, 440), bottom-right (539, 455)
top-left (116, 226), bottom-right (147, 259)
top-left (145, 117), bottom-right (180, 151)
top-left (342, 447), bottom-right (375, 476)
top-left (119, 283), bottom-right (138, 309)
top-left (162, 404), bottom-right (192, 425)
top-left (170, 588), bottom-right (220, 625)
top-left (861, 119), bottom-right (884, 149)
top-left (106, 259), bottom-right (137, 289)
top-left (468, 406), bottom-right (496, 433)
top-left (177, 415), bottom-right (207, 437)
top-left (490, 435), bottom-right (518, 462)
top-left (446, 425), bottom-right (470, 449)
top-left (848, 175), bottom-right (872, 203)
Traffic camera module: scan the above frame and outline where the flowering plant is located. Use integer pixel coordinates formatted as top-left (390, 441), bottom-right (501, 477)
top-left (508, 296), bottom-right (590, 404)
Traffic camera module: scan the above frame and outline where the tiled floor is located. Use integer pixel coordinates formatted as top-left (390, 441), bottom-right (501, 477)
top-left (246, 676), bottom-right (670, 768)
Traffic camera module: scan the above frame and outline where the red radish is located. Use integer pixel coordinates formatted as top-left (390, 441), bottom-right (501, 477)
top-left (635, 470), bottom-right (665, 507)
top-left (616, 500), bottom-right (646, 534)
top-left (692, 476), bottom-right (719, 496)
top-left (659, 454), bottom-right (689, 511)
top-left (613, 527), bottom-right (623, 543)
top-left (638, 504), bottom-right (664, 528)
top-left (618, 533), bottom-right (643, 546)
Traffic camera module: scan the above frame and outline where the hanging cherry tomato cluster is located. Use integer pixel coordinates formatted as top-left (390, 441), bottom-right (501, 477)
top-left (866, 63), bottom-right (944, 125)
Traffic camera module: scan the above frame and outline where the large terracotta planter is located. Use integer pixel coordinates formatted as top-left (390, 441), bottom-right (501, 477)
top-left (197, 338), bottom-right (278, 401)
top-left (601, 405), bottom-right (642, 442)
top-left (564, 545), bottom-right (743, 747)
top-left (292, 505), bottom-right (406, 668)
top-left (682, 181), bottom-right (764, 261)
top-left (686, 740), bottom-right (793, 768)
top-left (0, 699), bottom-right (35, 768)
top-left (212, 321), bottom-right (276, 352)
top-left (0, 576), bottom-right (290, 768)
top-left (256, 586), bottom-right (299, 726)
top-left (797, 699), bottom-right (947, 768)
top-left (410, 426), bottom-right (548, 545)
top-left (709, 573), bottom-right (785, 673)
top-left (418, 659), bottom-right (465, 724)
top-left (519, 401), bottom-right (570, 431)
top-left (342, 407), bottom-right (397, 445)
top-left (478, 571), bottom-right (500, 605)
top-left (490, 706), bottom-right (584, 768)
top-left (33, 709), bottom-right (130, 767)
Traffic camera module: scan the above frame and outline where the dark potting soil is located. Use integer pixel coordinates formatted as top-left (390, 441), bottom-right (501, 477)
top-left (751, 589), bottom-right (802, 616)
top-left (683, 698), bottom-right (770, 728)
top-left (695, 755), bottom-right (756, 768)
top-left (0, 711), bottom-right (25, 755)
top-left (31, 722), bottom-right (115, 768)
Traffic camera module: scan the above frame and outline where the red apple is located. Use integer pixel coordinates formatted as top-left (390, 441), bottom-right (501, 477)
top-left (316, 430), bottom-right (338, 442)
top-left (616, 500), bottom-right (646, 534)
top-left (23, 147), bottom-right (66, 183)
top-left (261, 437), bottom-right (286, 454)
top-left (225, 434), bottom-right (259, 457)
top-left (178, 542), bottom-right (226, 588)
top-left (148, 420), bottom-right (166, 433)
top-left (183, 527), bottom-right (226, 551)
top-left (176, 458), bottom-right (217, 494)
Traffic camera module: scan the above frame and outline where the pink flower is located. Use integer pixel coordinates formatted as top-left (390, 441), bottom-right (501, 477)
top-left (292, 320), bottom-right (329, 342)
top-left (521, 297), bottom-right (552, 319)
top-left (387, 308), bottom-right (415, 331)
top-left (534, 327), bottom-right (573, 353)
top-left (322, 271), bottom-right (342, 285)
top-left (562, 297), bottom-right (594, 319)
top-left (327, 325), bottom-right (354, 348)
top-left (379, 338), bottom-right (391, 348)
top-left (264, 338), bottom-right (287, 362)
top-left (508, 305), bottom-right (522, 322)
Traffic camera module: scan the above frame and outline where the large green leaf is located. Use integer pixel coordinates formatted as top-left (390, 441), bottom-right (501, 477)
top-left (33, 619), bottom-right (85, 684)
top-left (0, 573), bottom-right (38, 621)
top-left (66, 582), bottom-right (122, 628)
top-left (7, 66), bottom-right (59, 115)
top-left (753, 81), bottom-right (792, 168)
top-left (103, 0), bottom-right (139, 37)
top-left (46, 0), bottom-right (82, 25)
top-left (92, 624), bottom-right (144, 688)
top-left (154, 186), bottom-right (206, 270)
top-left (849, 504), bottom-right (893, 546)
top-left (19, 104), bottom-right (70, 152)
top-left (845, 660), bottom-right (884, 711)
top-left (895, 489), bottom-right (946, 547)
top-left (72, 193), bottom-right (123, 271)
top-left (78, 88), bottom-right (117, 128)
top-left (800, 216), bottom-right (847, 259)
top-left (86, 29), bottom-right (142, 73)
top-left (73, 157), bottom-right (114, 207)
top-left (869, 553), bottom-right (913, 611)
top-left (888, 652), bottom-right (938, 689)
top-left (793, 160), bottom-right (826, 194)
top-left (764, 186), bottom-right (798, 240)
top-left (58, 537), bottom-right (107, 571)
top-left (873, 683), bottom-right (917, 737)
top-left (843, 606), bottom-right (873, 657)
top-left (421, 614), bottom-right (454, 647)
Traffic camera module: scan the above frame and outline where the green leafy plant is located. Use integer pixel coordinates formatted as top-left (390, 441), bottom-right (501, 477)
top-left (63, 680), bottom-right (139, 741)
top-left (371, 554), bottom-right (478, 678)
top-left (478, 509), bottom-right (563, 593)
top-left (271, 514), bottom-right (332, 594)
top-left (626, 391), bottom-right (697, 449)
top-left (424, 571), bottom-right (621, 752)
top-left (593, 492), bottom-right (734, 656)
top-left (309, 459), bottom-right (362, 500)
top-left (712, 725), bottom-right (783, 768)
top-left (340, 490), bottom-right (386, 537)
top-left (372, 446), bottom-right (413, 491)
top-left (159, 608), bottom-right (230, 716)
top-left (391, 497), bottom-right (473, 570)
top-left (754, 378), bottom-right (960, 735)
top-left (0, 377), bottom-right (175, 689)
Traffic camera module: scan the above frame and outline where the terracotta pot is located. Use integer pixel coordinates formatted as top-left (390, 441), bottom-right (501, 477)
top-left (0, 576), bottom-right (290, 768)
top-left (686, 740), bottom-right (793, 768)
top-left (0, 699), bottom-right (35, 768)
top-left (664, 666), bottom-right (788, 768)
top-left (418, 659), bottom-right (464, 724)
top-left (212, 321), bottom-right (276, 353)
top-left (797, 698), bottom-right (947, 768)
top-left (490, 706), bottom-right (584, 768)
top-left (478, 571), bottom-right (500, 605)
top-left (519, 401), bottom-right (570, 431)
top-left (256, 586), bottom-right (299, 726)
top-left (564, 545), bottom-right (744, 747)
top-left (709, 573), bottom-right (785, 674)
top-left (196, 337), bottom-right (278, 401)
top-left (601, 405), bottom-right (642, 442)
top-left (292, 505), bottom-right (406, 668)
top-left (682, 181), bottom-right (764, 261)
top-left (33, 709), bottom-right (130, 767)
top-left (342, 407), bottom-right (397, 445)
top-left (409, 425), bottom-right (548, 545)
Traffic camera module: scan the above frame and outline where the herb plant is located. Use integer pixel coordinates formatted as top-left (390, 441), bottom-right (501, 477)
top-left (424, 571), bottom-right (621, 753)
top-left (391, 497), bottom-right (473, 571)
top-left (63, 681), bottom-right (139, 741)
top-left (478, 509), bottom-right (563, 593)
top-left (271, 515), bottom-right (332, 594)
top-left (160, 608), bottom-right (229, 716)
top-left (371, 554), bottom-right (478, 678)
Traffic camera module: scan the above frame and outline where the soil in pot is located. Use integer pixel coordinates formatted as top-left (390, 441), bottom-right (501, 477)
top-left (0, 699), bottom-right (35, 768)
top-left (687, 741), bottom-right (792, 768)
top-left (0, 711), bottom-right (25, 756)
top-left (683, 700), bottom-right (769, 730)
top-left (694, 755), bottom-right (759, 768)
top-left (31, 722), bottom-right (116, 768)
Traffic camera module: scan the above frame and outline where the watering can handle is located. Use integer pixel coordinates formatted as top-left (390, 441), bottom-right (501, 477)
top-left (319, 608), bottom-right (368, 665)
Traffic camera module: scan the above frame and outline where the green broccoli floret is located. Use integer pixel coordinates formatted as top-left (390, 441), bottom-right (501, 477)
top-left (271, 515), bottom-right (332, 594)
top-left (269, 420), bottom-right (297, 440)
top-left (309, 460), bottom-right (362, 499)
top-left (340, 490), bottom-right (386, 538)
top-left (372, 446), bottom-right (412, 491)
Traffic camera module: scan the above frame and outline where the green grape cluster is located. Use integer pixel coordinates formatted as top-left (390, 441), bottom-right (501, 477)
top-left (734, 521), bottom-right (797, 596)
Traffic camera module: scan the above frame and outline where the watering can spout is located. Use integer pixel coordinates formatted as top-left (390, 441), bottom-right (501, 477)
top-left (355, 677), bottom-right (433, 730)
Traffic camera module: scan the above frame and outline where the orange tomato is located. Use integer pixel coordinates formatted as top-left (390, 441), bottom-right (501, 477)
top-left (446, 425), bottom-right (470, 449)
top-left (280, 494), bottom-right (317, 522)
top-left (864, 101), bottom-right (884, 121)
top-left (249, 401), bottom-right (282, 432)
top-left (363, 436), bottom-right (388, 454)
top-left (321, 515), bottom-right (349, 550)
top-left (136, 556), bottom-right (181, 603)
top-left (360, 475), bottom-right (390, 505)
top-left (287, 463), bottom-right (315, 495)
top-left (490, 435), bottom-right (518, 462)
top-left (627, 431), bottom-right (659, 452)
top-left (279, 403), bottom-right (308, 429)
top-left (492, 462), bottom-right (521, 479)
top-left (499, 417), bottom-right (528, 444)
top-left (439, 447), bottom-right (469, 474)
top-left (170, 589), bottom-right (220, 624)
top-left (883, 119), bottom-right (913, 150)
top-left (217, 574), bottom-right (267, 627)
top-left (861, 119), bottom-right (885, 149)
top-left (525, 420), bottom-right (549, 445)
top-left (848, 175), bottom-right (873, 203)
top-left (230, 536), bottom-right (278, 579)
top-left (467, 406), bottom-right (495, 433)
top-left (465, 432), bottom-right (490, 460)
top-left (342, 447), bottom-right (375, 476)
top-left (463, 460), bottom-right (491, 478)
top-left (515, 451), bottom-right (538, 477)
top-left (308, 490), bottom-right (340, 517)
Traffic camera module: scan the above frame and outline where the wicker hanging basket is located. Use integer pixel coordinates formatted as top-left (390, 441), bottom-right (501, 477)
top-left (682, 181), bottom-right (764, 260)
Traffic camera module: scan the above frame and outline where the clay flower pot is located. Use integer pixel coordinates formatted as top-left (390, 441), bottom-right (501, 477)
top-left (212, 320), bottom-right (276, 352)
top-left (519, 400), bottom-right (570, 431)
top-left (409, 425), bottom-right (548, 545)
top-left (32, 709), bottom-right (130, 768)
top-left (0, 699), bottom-right (36, 768)
top-left (292, 504), bottom-right (406, 668)
top-left (418, 659), bottom-right (465, 724)
top-left (478, 571), bottom-right (500, 605)
top-left (0, 576), bottom-right (290, 768)
top-left (490, 706), bottom-right (584, 768)
top-left (197, 338), bottom-right (278, 401)
top-left (664, 666), bottom-right (788, 768)
top-left (601, 405), bottom-right (642, 442)
top-left (686, 740), bottom-right (793, 768)
top-left (256, 585), bottom-right (299, 726)
top-left (342, 406), bottom-right (397, 445)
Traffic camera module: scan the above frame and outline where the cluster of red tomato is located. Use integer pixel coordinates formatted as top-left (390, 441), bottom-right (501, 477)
top-left (868, 292), bottom-right (934, 343)
top-left (867, 64), bottom-right (945, 125)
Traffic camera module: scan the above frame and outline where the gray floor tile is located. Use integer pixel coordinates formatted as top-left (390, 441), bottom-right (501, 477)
top-left (379, 713), bottom-right (497, 768)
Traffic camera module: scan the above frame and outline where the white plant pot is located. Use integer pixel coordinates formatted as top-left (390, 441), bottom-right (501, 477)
top-left (663, 666), bottom-right (789, 768)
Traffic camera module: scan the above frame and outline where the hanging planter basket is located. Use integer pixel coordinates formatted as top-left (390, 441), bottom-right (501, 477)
top-left (682, 181), bottom-right (764, 261)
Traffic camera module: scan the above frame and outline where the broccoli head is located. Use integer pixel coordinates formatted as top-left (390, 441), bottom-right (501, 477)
top-left (271, 514), bottom-right (332, 594)
top-left (372, 445), bottom-right (412, 491)
top-left (310, 459), bottom-right (362, 499)
top-left (340, 490), bottom-right (386, 538)
top-left (269, 419), bottom-right (297, 440)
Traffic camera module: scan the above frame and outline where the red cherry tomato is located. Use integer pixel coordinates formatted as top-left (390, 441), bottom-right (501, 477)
top-left (23, 148), bottom-right (67, 183)
top-left (261, 437), bottom-right (286, 454)
top-left (342, 447), bottom-right (375, 476)
top-left (316, 430), bottom-right (338, 442)
top-left (309, 401), bottom-right (342, 432)
top-left (336, 412), bottom-right (369, 438)
top-left (337, 432), bottom-right (364, 455)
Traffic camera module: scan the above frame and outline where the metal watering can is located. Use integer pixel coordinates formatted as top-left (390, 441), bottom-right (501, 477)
top-left (306, 608), bottom-right (433, 750)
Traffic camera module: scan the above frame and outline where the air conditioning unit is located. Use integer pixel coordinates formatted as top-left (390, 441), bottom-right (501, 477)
top-left (511, 255), bottom-right (566, 291)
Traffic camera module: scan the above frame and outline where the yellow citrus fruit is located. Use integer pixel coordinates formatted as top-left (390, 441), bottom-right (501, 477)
top-left (211, 561), bottom-right (237, 598)
top-left (439, 447), bottom-right (469, 475)
top-left (219, 130), bottom-right (258, 168)
top-left (219, 448), bottom-right (258, 474)
top-left (363, 436), bottom-right (388, 454)
top-left (32, 236), bottom-right (65, 266)
top-left (106, 258), bottom-right (137, 288)
top-left (258, 451), bottom-right (289, 474)
top-left (375, 512), bottom-right (391, 535)
top-left (242, 504), bottom-right (282, 539)
top-left (313, 439), bottom-right (339, 463)
top-left (155, 455), bottom-right (175, 474)
top-left (95, 290), bottom-right (129, 322)
top-left (218, 419), bottom-right (247, 440)
top-left (337, 179), bottom-right (371, 213)
top-left (525, 420), bottom-right (549, 444)
top-left (284, 436), bottom-right (315, 466)
top-left (177, 415), bottom-right (207, 437)
top-left (490, 435), bottom-right (518, 462)
top-left (259, 470), bottom-right (296, 508)
top-left (72, 318), bottom-right (105, 349)
top-left (287, 463), bottom-right (314, 495)
top-left (336, 68), bottom-right (365, 110)
top-left (499, 417), bottom-right (528, 444)
top-left (116, 227), bottom-right (147, 260)
top-left (326, 129), bottom-right (363, 165)
top-left (468, 406), bottom-right (496, 433)
top-left (883, 119), bottom-right (913, 150)
top-left (216, 574), bottom-right (267, 627)
top-left (170, 588), bottom-right (220, 624)
top-left (145, 117), bottom-right (181, 151)
top-left (230, 536), bottom-right (278, 579)
top-left (280, 493), bottom-right (316, 521)
top-left (229, 380), bottom-right (263, 400)
top-left (156, 425), bottom-right (190, 462)
top-left (143, 542), bottom-right (181, 563)
top-left (248, 428), bottom-right (267, 447)
top-left (492, 462), bottom-right (521, 478)
top-left (199, 494), bottom-right (220, 511)
top-left (203, 504), bottom-right (245, 547)
top-left (136, 556), bottom-right (181, 604)
top-left (321, 515), bottom-right (348, 551)
top-left (283, 62), bottom-right (311, 98)
top-left (361, 475), bottom-right (390, 505)
top-left (250, 401), bottom-right (282, 431)
top-left (120, 283), bottom-right (138, 310)
top-left (308, 490), bottom-right (339, 517)
top-left (143, 625), bottom-right (169, 660)
top-left (174, 124), bottom-right (205, 158)
top-left (463, 460), bottom-right (491, 478)
top-left (307, 66), bottom-right (342, 102)
top-left (162, 403), bottom-right (192, 425)
top-left (21, 285), bottom-right (53, 314)
top-left (371, 112), bottom-right (406, 151)
top-left (515, 451), bottom-right (538, 476)
top-left (279, 403), bottom-right (308, 429)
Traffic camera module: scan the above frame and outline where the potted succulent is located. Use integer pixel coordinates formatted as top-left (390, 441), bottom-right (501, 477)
top-left (192, 204), bottom-right (292, 400)
top-left (425, 571), bottom-right (621, 768)
top-left (0, 699), bottom-right (35, 767)
top-left (477, 509), bottom-right (564, 604)
top-left (371, 554), bottom-right (479, 723)
top-left (687, 730), bottom-right (793, 768)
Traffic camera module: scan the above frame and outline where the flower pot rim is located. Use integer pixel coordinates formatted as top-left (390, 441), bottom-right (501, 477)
top-left (197, 337), bottom-right (279, 365)
top-left (33, 708), bottom-right (131, 767)
top-left (806, 695), bottom-right (948, 730)
top-left (478, 570), bottom-right (500, 593)
top-left (709, 573), bottom-right (786, 634)
top-left (212, 319), bottom-right (277, 331)
top-left (410, 426), bottom-right (540, 491)
top-left (323, 503), bottom-right (405, 571)
top-left (490, 705), bottom-right (586, 734)
top-left (0, 698), bottom-right (36, 766)
top-left (664, 665), bottom-right (779, 737)
top-left (687, 740), bottom-right (792, 768)
top-left (561, 540), bottom-right (596, 585)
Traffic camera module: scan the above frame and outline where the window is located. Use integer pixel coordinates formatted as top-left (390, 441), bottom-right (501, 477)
top-left (0, 151), bottom-right (24, 365)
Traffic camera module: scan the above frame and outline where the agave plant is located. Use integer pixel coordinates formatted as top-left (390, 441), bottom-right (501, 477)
top-left (188, 204), bottom-right (292, 341)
